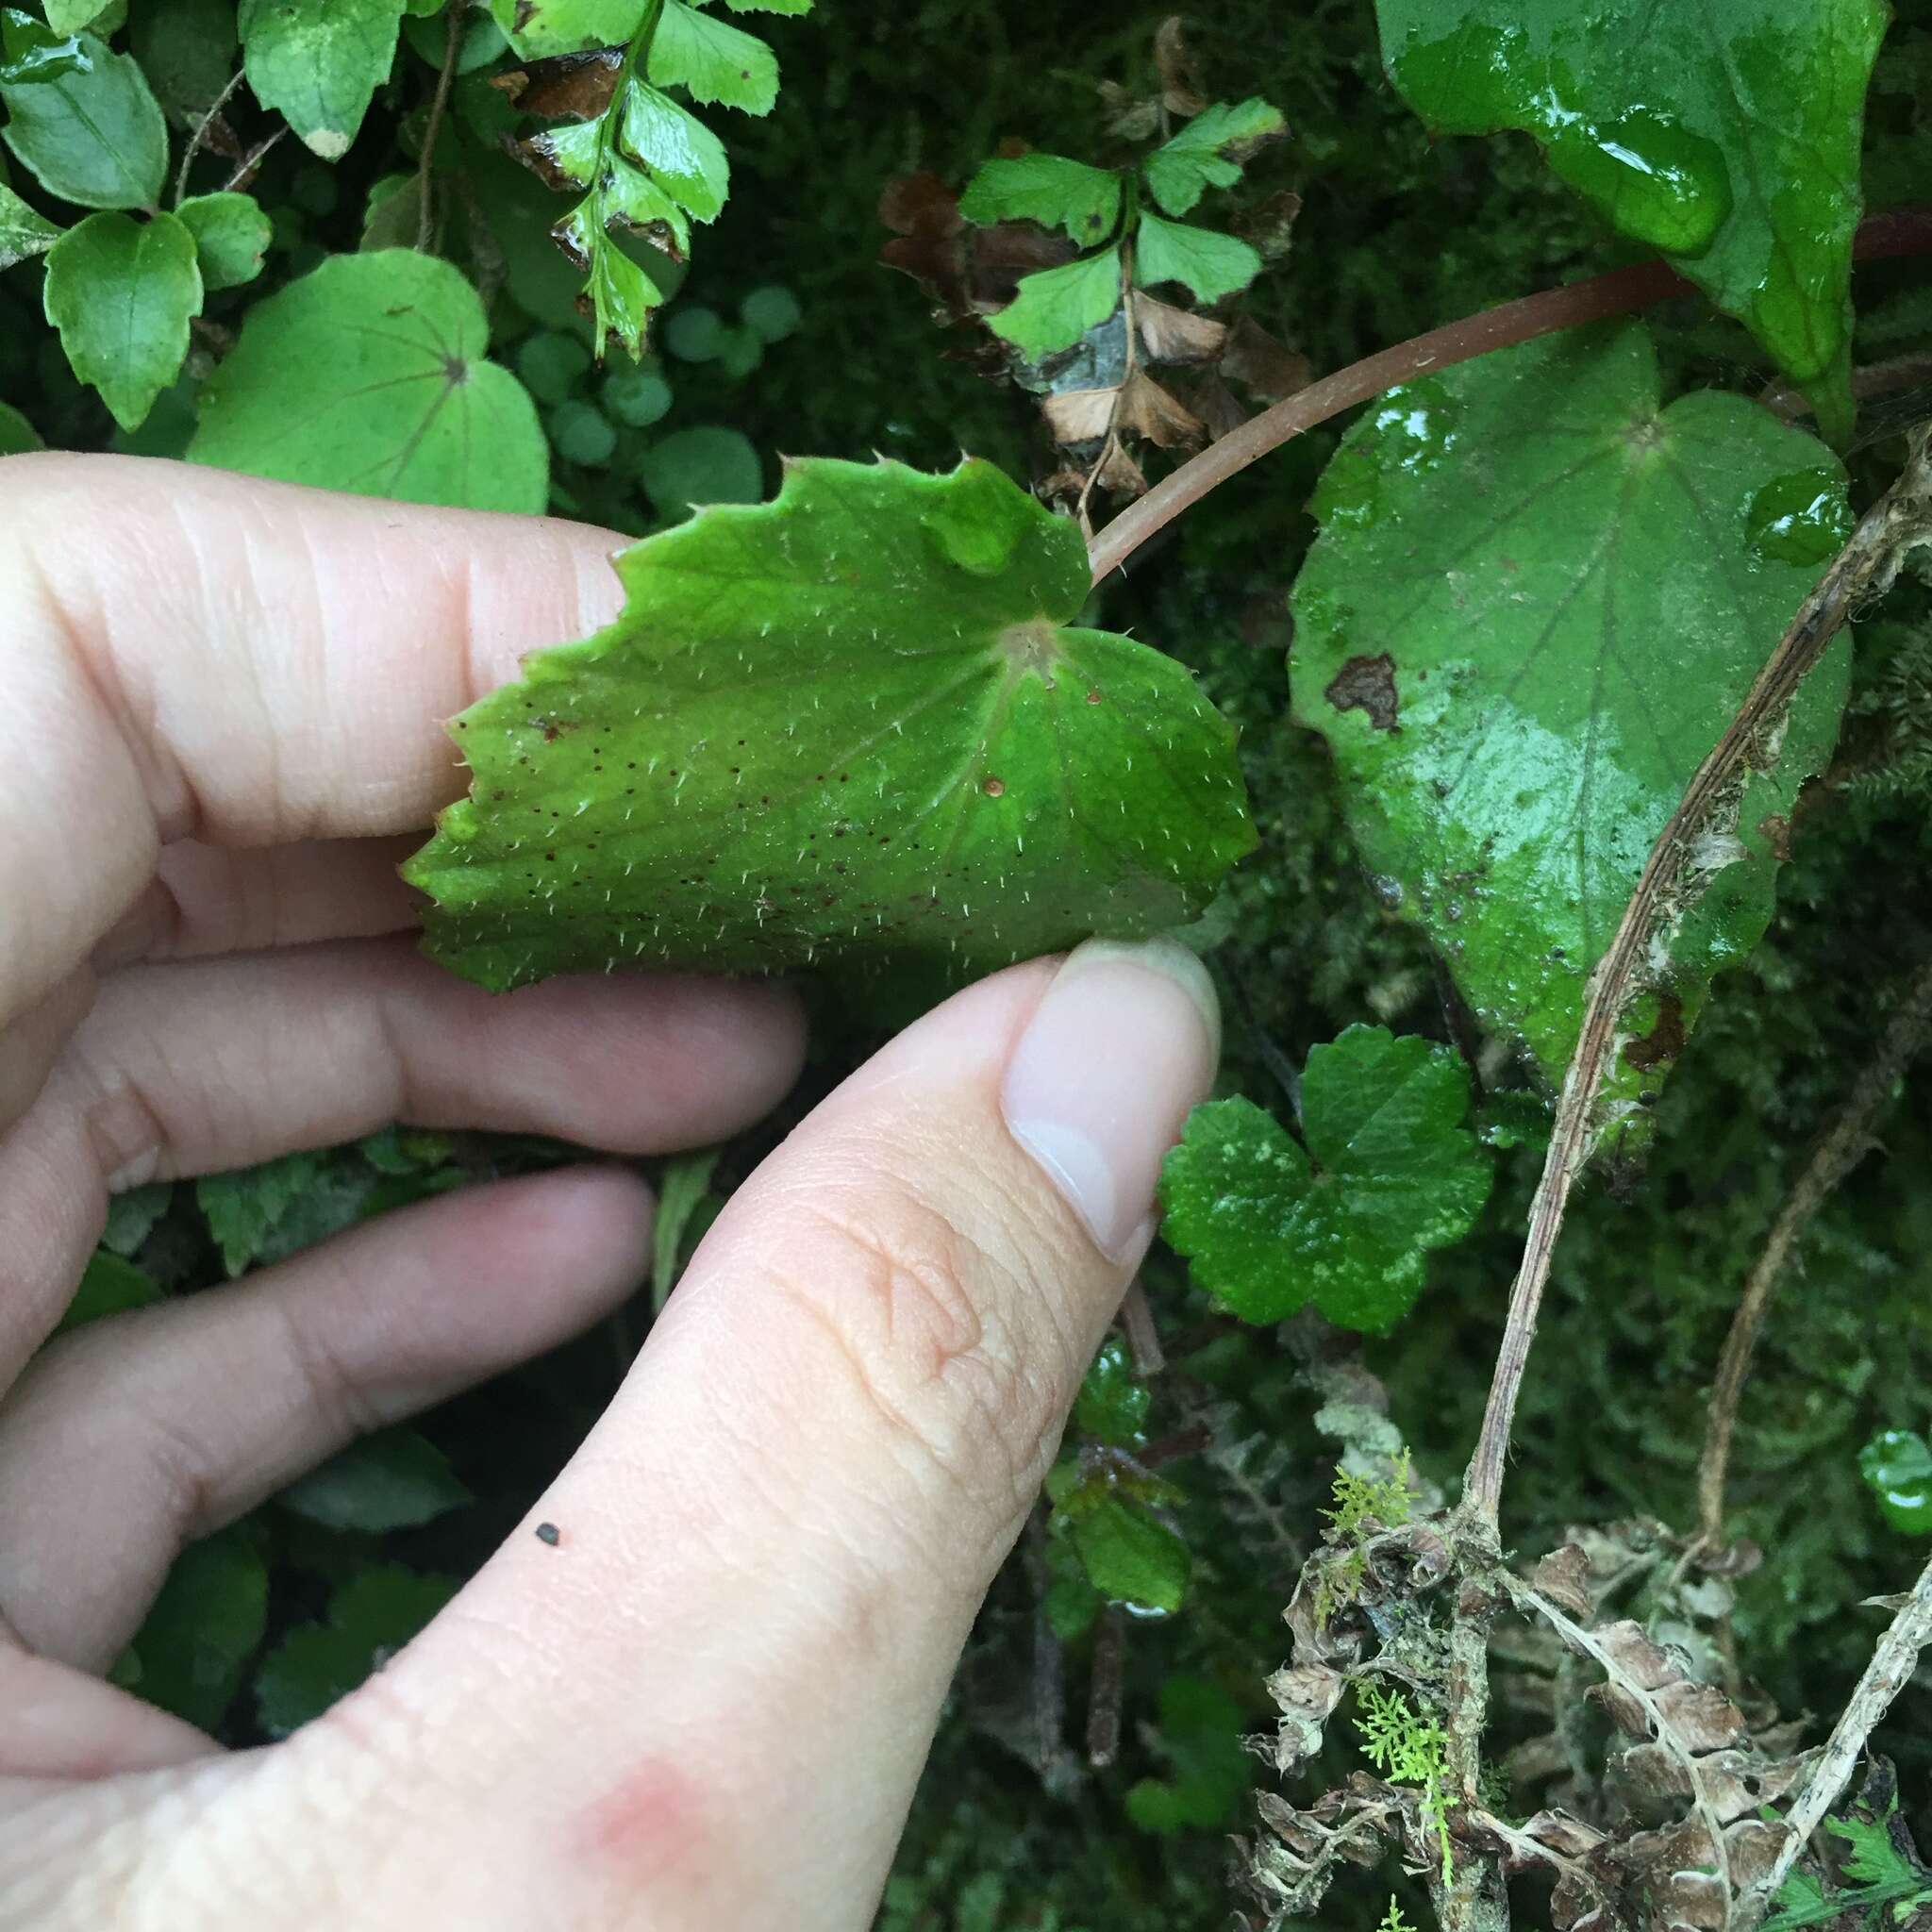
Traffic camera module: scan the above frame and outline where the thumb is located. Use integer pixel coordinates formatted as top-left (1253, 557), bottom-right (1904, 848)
top-left (296, 939), bottom-right (1219, 1930)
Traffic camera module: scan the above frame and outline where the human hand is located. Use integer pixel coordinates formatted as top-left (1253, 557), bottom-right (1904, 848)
top-left (0, 455), bottom-right (1220, 1930)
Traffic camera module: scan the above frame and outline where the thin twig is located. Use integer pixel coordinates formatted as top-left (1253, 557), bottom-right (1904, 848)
top-left (1461, 428), bottom-right (1932, 1534)
top-left (174, 67), bottom-right (246, 208)
top-left (1694, 953), bottom-right (1932, 1548)
top-left (416, 2), bottom-right (466, 253)
top-left (1119, 1276), bottom-right (1165, 1376)
top-left (1756, 1544), bottom-right (1932, 1911)
top-left (221, 126), bottom-right (286, 194)
top-left (1085, 208), bottom-right (1932, 586)
top-left (1086, 1603), bottom-right (1125, 1768)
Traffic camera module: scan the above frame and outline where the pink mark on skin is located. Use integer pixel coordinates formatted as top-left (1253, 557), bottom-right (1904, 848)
top-left (573, 1757), bottom-right (709, 1886)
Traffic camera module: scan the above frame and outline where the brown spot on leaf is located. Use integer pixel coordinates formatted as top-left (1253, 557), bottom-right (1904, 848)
top-left (1623, 993), bottom-right (1686, 1071)
top-left (1324, 653), bottom-right (1400, 732)
top-left (1757, 812), bottom-right (1792, 861)
top-left (981, 774), bottom-right (1005, 797)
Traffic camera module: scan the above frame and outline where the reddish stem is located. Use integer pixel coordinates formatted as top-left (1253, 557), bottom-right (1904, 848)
top-left (1087, 208), bottom-right (1932, 585)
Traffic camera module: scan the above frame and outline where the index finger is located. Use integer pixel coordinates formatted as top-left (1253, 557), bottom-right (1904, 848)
top-left (0, 453), bottom-right (626, 1022)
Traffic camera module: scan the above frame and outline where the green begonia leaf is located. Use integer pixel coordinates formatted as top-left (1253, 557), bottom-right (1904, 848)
top-left (278, 1428), bottom-right (472, 1532)
top-left (57, 1249), bottom-right (163, 1332)
top-left (0, 22), bottom-right (166, 209)
top-left (1068, 1494), bottom-right (1190, 1613)
top-left (406, 456), bottom-right (1254, 991)
top-left (987, 244), bottom-right (1121, 359)
top-left (1140, 97), bottom-right (1285, 217)
top-left (489, 0), bottom-right (642, 59)
top-left (0, 179), bottom-right (60, 267)
top-left (1376, 0), bottom-right (1886, 408)
top-left (1133, 211), bottom-right (1260, 303)
top-left (239, 0), bottom-right (405, 161)
top-left (1859, 1428), bottom-right (1932, 1536)
top-left (1290, 324), bottom-right (1853, 1122)
top-left (178, 190), bottom-right (272, 289)
top-left (0, 400), bottom-right (42, 453)
top-left (125, 1524), bottom-right (269, 1730)
top-left (1160, 1027), bottom-right (1491, 1332)
top-left (42, 208), bottom-right (201, 431)
top-left (711, 0), bottom-right (808, 12)
top-left (256, 1565), bottom-right (458, 1737)
top-left (190, 250), bottom-right (548, 512)
top-left (958, 152), bottom-right (1123, 246)
top-left (647, 0), bottom-right (777, 115)
top-left (1074, 1335), bottom-right (1151, 1447)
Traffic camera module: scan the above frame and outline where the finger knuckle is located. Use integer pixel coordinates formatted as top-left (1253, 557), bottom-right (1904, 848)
top-left (769, 1159), bottom-right (1081, 1560)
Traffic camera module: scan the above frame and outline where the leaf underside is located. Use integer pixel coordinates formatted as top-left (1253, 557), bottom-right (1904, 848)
top-left (406, 456), bottom-right (1255, 991)
top-left (1290, 323), bottom-right (1853, 1121)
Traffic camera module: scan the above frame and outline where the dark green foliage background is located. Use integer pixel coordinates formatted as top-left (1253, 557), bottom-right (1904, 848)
top-left (7, 1), bottom-right (1932, 1927)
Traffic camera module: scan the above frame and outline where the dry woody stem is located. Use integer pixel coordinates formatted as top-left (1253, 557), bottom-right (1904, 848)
top-left (1757, 1545), bottom-right (1932, 1908)
top-left (1695, 951), bottom-right (1932, 1549)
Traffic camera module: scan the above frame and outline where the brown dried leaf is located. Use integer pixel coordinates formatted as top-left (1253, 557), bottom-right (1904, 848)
top-left (1116, 370), bottom-right (1204, 448)
top-left (1234, 186), bottom-right (1304, 261)
top-left (1135, 293), bottom-right (1227, 365)
top-left (1263, 1659), bottom-right (1347, 1775)
top-left (1221, 314), bottom-right (1311, 402)
top-left (491, 48), bottom-right (624, 122)
top-left (1092, 440), bottom-right (1149, 498)
top-left (1179, 369), bottom-right (1249, 441)
top-left (1532, 1545), bottom-right (1598, 1620)
top-left (1153, 15), bottom-right (1208, 117)
top-left (1041, 387), bottom-right (1117, 444)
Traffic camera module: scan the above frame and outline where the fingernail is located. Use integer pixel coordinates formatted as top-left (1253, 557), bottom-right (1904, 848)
top-left (1001, 937), bottom-right (1221, 1262)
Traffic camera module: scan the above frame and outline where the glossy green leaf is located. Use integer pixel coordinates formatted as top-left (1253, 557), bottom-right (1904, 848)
top-left (239, 0), bottom-right (405, 161)
top-left (102, 1180), bottom-right (170, 1253)
top-left (1074, 1335), bottom-right (1151, 1447)
top-left (256, 1565), bottom-right (458, 1737)
top-left (178, 190), bottom-right (272, 289)
top-left (42, 208), bottom-right (201, 431)
top-left (489, 0), bottom-right (642, 58)
top-left (1140, 96), bottom-right (1285, 217)
top-left (197, 1149), bottom-right (329, 1274)
top-left (1125, 1676), bottom-right (1249, 1834)
top-left (987, 244), bottom-right (1121, 358)
top-left (190, 250), bottom-right (548, 512)
top-left (1159, 1026), bottom-right (1491, 1332)
top-left (1133, 211), bottom-right (1260, 303)
top-left (1859, 1428), bottom-right (1932, 1535)
top-left (57, 1248), bottom-right (162, 1332)
top-left (647, 0), bottom-right (777, 115)
top-left (0, 179), bottom-right (60, 266)
top-left (278, 1428), bottom-right (472, 1532)
top-left (0, 399), bottom-right (42, 453)
top-left (1068, 1494), bottom-right (1190, 1613)
top-left (619, 82), bottom-right (728, 220)
top-left (1376, 0), bottom-right (1886, 401)
top-left (406, 456), bottom-right (1254, 991)
top-left (958, 152), bottom-right (1122, 246)
top-left (125, 1524), bottom-right (269, 1730)
top-left (711, 0), bottom-right (808, 12)
top-left (1290, 324), bottom-right (1853, 1122)
top-left (1, 22), bottom-right (165, 209)
top-left (0, 8), bottom-right (90, 84)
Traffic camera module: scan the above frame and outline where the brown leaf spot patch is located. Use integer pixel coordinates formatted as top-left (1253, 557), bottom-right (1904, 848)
top-left (1324, 653), bottom-right (1400, 732)
top-left (1623, 992), bottom-right (1686, 1072)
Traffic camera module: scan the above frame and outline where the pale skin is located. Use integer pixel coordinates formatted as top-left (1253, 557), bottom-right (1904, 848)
top-left (0, 454), bottom-right (1222, 1930)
